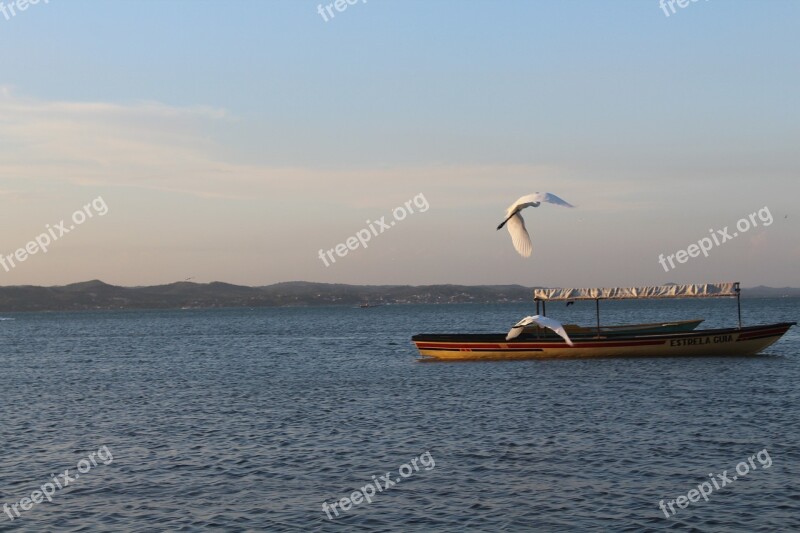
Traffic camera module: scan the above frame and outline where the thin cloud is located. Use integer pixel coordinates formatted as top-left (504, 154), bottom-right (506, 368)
top-left (0, 89), bottom-right (674, 213)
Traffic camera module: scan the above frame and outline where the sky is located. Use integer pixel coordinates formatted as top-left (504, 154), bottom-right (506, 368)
top-left (0, 0), bottom-right (798, 288)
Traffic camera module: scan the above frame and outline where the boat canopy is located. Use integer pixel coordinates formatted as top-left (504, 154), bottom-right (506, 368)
top-left (534, 282), bottom-right (739, 301)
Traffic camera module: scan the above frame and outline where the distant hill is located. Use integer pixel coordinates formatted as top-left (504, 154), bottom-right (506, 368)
top-left (0, 281), bottom-right (796, 312)
top-left (0, 280), bottom-right (533, 312)
top-left (743, 285), bottom-right (800, 298)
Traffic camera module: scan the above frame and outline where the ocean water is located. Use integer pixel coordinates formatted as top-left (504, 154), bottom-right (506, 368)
top-left (0, 298), bottom-right (798, 532)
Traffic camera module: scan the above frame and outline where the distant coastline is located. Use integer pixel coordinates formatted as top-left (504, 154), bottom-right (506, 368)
top-left (0, 280), bottom-right (797, 313)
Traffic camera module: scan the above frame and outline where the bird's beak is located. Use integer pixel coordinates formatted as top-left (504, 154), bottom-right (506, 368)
top-left (496, 212), bottom-right (514, 230)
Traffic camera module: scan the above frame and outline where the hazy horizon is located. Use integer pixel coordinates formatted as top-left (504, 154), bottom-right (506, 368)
top-left (7, 279), bottom-right (800, 292)
top-left (1, 1), bottom-right (798, 288)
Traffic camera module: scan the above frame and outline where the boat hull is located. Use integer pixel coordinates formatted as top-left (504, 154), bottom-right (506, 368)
top-left (412, 323), bottom-right (795, 361)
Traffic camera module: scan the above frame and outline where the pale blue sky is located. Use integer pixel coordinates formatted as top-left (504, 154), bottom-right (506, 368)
top-left (0, 0), bottom-right (798, 287)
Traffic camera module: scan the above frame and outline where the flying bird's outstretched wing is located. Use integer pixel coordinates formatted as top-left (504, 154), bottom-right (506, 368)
top-left (506, 192), bottom-right (575, 214)
top-left (506, 315), bottom-right (574, 345)
top-left (505, 213), bottom-right (532, 257)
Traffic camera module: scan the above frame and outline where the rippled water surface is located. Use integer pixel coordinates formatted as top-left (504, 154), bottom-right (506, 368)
top-left (1, 299), bottom-right (799, 532)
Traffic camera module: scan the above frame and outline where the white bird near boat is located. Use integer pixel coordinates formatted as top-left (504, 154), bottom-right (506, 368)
top-left (496, 192), bottom-right (574, 257)
top-left (506, 315), bottom-right (574, 345)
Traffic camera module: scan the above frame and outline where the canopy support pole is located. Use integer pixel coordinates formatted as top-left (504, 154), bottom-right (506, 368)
top-left (595, 299), bottom-right (601, 336)
top-left (542, 301), bottom-right (546, 317)
top-left (736, 283), bottom-right (742, 329)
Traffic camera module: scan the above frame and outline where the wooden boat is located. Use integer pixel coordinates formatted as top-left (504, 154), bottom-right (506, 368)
top-left (413, 323), bottom-right (794, 360)
top-left (412, 282), bottom-right (795, 361)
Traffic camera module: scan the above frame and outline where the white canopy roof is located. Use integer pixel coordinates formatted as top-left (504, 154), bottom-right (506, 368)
top-left (534, 282), bottom-right (739, 301)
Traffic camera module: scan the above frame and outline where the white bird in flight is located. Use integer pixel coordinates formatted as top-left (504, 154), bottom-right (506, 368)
top-left (496, 192), bottom-right (574, 257)
top-left (505, 315), bottom-right (574, 345)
